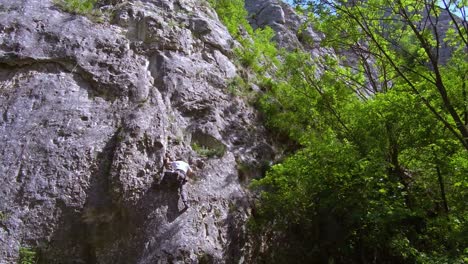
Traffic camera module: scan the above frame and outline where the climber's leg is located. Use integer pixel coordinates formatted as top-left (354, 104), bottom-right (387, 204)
top-left (176, 171), bottom-right (188, 207)
top-left (179, 184), bottom-right (188, 208)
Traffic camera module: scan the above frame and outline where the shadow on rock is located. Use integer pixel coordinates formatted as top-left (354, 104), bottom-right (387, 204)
top-left (125, 180), bottom-right (188, 263)
top-left (39, 129), bottom-right (135, 263)
top-left (223, 196), bottom-right (252, 264)
top-left (149, 177), bottom-right (187, 223)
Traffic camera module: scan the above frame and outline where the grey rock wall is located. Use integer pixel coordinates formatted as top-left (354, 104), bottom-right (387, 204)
top-left (244, 0), bottom-right (331, 58)
top-left (0, 0), bottom-right (274, 263)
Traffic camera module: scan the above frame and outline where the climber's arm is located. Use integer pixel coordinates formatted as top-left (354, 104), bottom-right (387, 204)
top-left (187, 167), bottom-right (194, 177)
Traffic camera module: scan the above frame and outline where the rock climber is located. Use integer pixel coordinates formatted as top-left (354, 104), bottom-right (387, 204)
top-left (163, 155), bottom-right (194, 208)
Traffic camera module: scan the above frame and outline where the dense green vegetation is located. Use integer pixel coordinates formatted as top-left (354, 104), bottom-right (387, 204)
top-left (54, 0), bottom-right (105, 22)
top-left (207, 0), bottom-right (279, 76)
top-left (210, 0), bottom-right (467, 263)
top-left (54, 0), bottom-right (96, 14)
top-left (191, 142), bottom-right (225, 158)
top-left (19, 247), bottom-right (38, 264)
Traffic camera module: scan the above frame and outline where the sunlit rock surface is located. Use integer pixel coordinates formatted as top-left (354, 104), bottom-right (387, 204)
top-left (0, 0), bottom-right (275, 262)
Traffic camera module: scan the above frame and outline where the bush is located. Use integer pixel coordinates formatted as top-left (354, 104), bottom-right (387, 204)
top-left (55, 0), bottom-right (96, 14)
top-left (208, 0), bottom-right (278, 75)
top-left (0, 211), bottom-right (7, 221)
top-left (19, 247), bottom-right (38, 264)
top-left (191, 142), bottom-right (225, 158)
top-left (54, 0), bottom-right (104, 21)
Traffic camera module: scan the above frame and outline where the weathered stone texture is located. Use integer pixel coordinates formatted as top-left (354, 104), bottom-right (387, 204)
top-left (245, 0), bottom-right (331, 58)
top-left (0, 0), bottom-right (273, 263)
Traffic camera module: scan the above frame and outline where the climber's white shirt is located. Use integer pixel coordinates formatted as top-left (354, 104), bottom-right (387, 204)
top-left (171, 161), bottom-right (190, 174)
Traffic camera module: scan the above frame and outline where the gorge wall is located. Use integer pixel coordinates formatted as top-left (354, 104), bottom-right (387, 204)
top-left (0, 0), bottom-right (290, 262)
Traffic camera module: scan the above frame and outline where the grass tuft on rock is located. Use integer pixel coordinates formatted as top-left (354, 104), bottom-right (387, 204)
top-left (54, 0), bottom-right (105, 22)
top-left (19, 247), bottom-right (38, 264)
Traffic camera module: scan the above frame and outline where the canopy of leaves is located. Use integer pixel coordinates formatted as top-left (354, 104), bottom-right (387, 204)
top-left (209, 0), bottom-right (467, 263)
top-left (250, 0), bottom-right (468, 263)
top-left (208, 0), bottom-right (278, 75)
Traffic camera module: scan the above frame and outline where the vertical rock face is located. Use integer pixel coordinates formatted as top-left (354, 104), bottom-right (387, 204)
top-left (245, 0), bottom-right (303, 49)
top-left (244, 0), bottom-right (331, 58)
top-left (0, 0), bottom-right (274, 263)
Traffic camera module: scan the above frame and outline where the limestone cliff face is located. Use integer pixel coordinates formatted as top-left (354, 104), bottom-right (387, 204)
top-left (0, 0), bottom-right (275, 263)
top-left (245, 0), bottom-right (329, 55)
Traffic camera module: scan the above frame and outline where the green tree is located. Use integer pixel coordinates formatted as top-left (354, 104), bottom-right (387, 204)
top-left (251, 0), bottom-right (468, 262)
top-left (254, 53), bottom-right (467, 262)
top-left (208, 0), bottom-right (278, 75)
top-left (306, 0), bottom-right (468, 150)
top-left (208, 0), bottom-right (468, 262)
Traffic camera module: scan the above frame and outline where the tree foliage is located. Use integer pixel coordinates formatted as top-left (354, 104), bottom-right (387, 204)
top-left (207, 0), bottom-right (278, 75)
top-left (208, 0), bottom-right (467, 262)
top-left (250, 0), bottom-right (468, 263)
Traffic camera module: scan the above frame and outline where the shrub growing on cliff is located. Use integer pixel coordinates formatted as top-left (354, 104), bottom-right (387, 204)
top-left (54, 0), bottom-right (105, 22)
top-left (55, 0), bottom-right (96, 14)
top-left (191, 142), bottom-right (225, 158)
top-left (19, 247), bottom-right (38, 264)
top-left (207, 0), bottom-right (249, 37)
top-left (0, 211), bottom-right (7, 221)
top-left (208, 0), bottom-right (278, 75)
